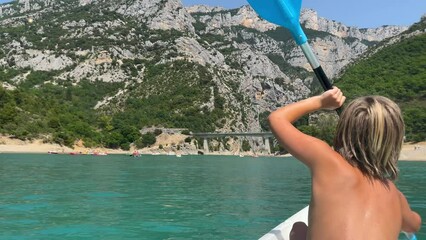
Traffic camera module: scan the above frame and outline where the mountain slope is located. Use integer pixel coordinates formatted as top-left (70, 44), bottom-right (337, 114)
top-left (0, 0), bottom-right (414, 149)
top-left (336, 17), bottom-right (426, 141)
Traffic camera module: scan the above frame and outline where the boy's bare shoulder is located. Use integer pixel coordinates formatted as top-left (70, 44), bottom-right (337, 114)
top-left (312, 153), bottom-right (360, 185)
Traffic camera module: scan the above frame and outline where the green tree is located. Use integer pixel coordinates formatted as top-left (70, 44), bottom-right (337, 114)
top-left (104, 131), bottom-right (125, 149)
top-left (242, 140), bottom-right (251, 152)
top-left (141, 132), bottom-right (156, 147)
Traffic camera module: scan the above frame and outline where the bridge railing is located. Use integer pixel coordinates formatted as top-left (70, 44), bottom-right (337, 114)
top-left (191, 132), bottom-right (275, 154)
top-left (191, 132), bottom-right (274, 138)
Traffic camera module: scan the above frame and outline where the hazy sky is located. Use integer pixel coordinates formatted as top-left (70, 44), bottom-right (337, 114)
top-left (1, 0), bottom-right (425, 28)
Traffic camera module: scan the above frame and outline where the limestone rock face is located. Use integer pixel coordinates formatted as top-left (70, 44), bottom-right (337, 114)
top-left (114, 0), bottom-right (195, 33)
top-left (13, 50), bottom-right (74, 71)
top-left (175, 37), bottom-right (225, 67)
top-left (186, 5), bottom-right (225, 13)
top-left (0, 0), bottom-right (417, 134)
top-left (287, 36), bottom-right (369, 78)
top-left (191, 5), bottom-right (408, 78)
top-left (190, 5), bottom-right (408, 39)
top-left (300, 9), bottom-right (408, 42)
top-left (79, 0), bottom-right (93, 6)
top-left (194, 5), bottom-right (276, 32)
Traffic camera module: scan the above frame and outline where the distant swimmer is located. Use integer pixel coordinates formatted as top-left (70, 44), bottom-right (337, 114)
top-left (269, 87), bottom-right (421, 240)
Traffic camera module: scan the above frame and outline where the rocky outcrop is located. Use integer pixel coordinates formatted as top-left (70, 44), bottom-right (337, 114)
top-left (192, 5), bottom-right (407, 41)
top-left (300, 9), bottom-right (408, 42)
top-left (79, 0), bottom-right (93, 6)
top-left (195, 5), bottom-right (276, 33)
top-left (12, 49), bottom-right (74, 71)
top-left (56, 50), bottom-right (130, 83)
top-left (175, 37), bottom-right (225, 67)
top-left (190, 5), bottom-right (408, 78)
top-left (287, 36), bottom-right (369, 78)
top-left (186, 5), bottom-right (225, 13)
top-left (115, 0), bottom-right (195, 33)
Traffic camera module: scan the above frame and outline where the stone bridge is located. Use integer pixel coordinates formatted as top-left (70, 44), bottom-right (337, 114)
top-left (191, 132), bottom-right (274, 154)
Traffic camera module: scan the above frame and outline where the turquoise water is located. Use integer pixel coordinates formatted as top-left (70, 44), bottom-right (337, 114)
top-left (0, 154), bottom-right (424, 240)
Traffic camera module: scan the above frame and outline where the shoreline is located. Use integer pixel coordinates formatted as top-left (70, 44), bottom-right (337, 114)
top-left (399, 142), bottom-right (426, 161)
top-left (0, 137), bottom-right (425, 161)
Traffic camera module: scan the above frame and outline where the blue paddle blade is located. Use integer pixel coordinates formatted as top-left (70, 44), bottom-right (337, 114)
top-left (403, 232), bottom-right (417, 240)
top-left (247, 0), bottom-right (307, 45)
top-left (247, 0), bottom-right (302, 27)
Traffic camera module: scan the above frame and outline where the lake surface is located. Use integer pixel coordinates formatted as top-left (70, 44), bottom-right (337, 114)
top-left (0, 154), bottom-right (424, 240)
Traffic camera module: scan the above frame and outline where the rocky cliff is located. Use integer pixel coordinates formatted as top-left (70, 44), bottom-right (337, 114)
top-left (0, 0), bottom-right (411, 137)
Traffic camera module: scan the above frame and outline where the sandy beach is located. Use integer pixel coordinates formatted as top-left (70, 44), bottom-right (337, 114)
top-left (0, 136), bottom-right (127, 155)
top-left (0, 136), bottom-right (425, 161)
top-left (399, 142), bottom-right (426, 161)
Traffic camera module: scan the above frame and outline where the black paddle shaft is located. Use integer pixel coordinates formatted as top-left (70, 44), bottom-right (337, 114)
top-left (313, 66), bottom-right (333, 91)
top-left (312, 66), bottom-right (342, 115)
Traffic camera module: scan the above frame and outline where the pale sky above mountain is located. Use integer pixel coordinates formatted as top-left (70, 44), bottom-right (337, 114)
top-left (0, 0), bottom-right (424, 28)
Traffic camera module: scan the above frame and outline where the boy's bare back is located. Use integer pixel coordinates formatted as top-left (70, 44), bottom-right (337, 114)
top-left (308, 152), bottom-right (402, 240)
top-left (268, 88), bottom-right (421, 239)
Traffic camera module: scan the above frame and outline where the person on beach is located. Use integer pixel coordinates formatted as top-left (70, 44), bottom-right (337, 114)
top-left (268, 87), bottom-right (421, 240)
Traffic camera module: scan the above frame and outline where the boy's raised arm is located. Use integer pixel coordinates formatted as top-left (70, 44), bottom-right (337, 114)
top-left (268, 87), bottom-right (346, 170)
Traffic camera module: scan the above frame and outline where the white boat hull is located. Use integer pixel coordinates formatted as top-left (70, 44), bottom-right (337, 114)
top-left (259, 205), bottom-right (416, 240)
top-left (259, 205), bottom-right (309, 240)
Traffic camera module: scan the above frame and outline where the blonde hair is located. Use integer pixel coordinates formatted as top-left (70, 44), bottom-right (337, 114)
top-left (333, 96), bottom-right (404, 181)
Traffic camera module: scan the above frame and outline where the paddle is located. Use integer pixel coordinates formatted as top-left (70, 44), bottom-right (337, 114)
top-left (247, 0), bottom-right (339, 114)
top-left (404, 232), bottom-right (418, 240)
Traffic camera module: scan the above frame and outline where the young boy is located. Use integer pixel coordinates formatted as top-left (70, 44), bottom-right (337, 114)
top-left (268, 87), bottom-right (421, 240)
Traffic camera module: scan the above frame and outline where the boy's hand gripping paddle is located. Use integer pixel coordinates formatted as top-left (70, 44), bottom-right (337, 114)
top-left (247, 0), bottom-right (344, 115)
